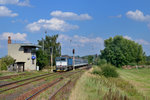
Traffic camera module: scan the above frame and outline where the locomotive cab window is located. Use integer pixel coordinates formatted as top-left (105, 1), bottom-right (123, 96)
top-left (61, 58), bottom-right (66, 61)
top-left (56, 57), bottom-right (66, 61)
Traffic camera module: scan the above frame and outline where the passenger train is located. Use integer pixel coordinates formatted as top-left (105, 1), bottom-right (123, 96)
top-left (55, 56), bottom-right (88, 71)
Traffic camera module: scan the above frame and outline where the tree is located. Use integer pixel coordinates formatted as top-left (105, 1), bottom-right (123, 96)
top-left (88, 55), bottom-right (94, 64)
top-left (36, 49), bottom-right (49, 70)
top-left (37, 34), bottom-right (61, 69)
top-left (100, 36), bottom-right (146, 67)
top-left (0, 56), bottom-right (15, 70)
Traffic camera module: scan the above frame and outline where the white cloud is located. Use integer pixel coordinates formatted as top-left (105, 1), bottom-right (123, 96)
top-left (0, 6), bottom-right (18, 17)
top-left (50, 10), bottom-right (92, 20)
top-left (126, 10), bottom-right (150, 29)
top-left (0, 32), bottom-right (27, 41)
top-left (110, 14), bottom-right (122, 18)
top-left (58, 34), bottom-right (104, 56)
top-left (0, 0), bottom-right (30, 6)
top-left (135, 39), bottom-right (150, 45)
top-left (11, 19), bottom-right (28, 23)
top-left (126, 10), bottom-right (150, 22)
top-left (26, 18), bottom-right (79, 32)
top-left (148, 23), bottom-right (150, 29)
top-left (123, 35), bottom-right (132, 40)
top-left (58, 34), bottom-right (104, 47)
top-left (124, 35), bottom-right (150, 46)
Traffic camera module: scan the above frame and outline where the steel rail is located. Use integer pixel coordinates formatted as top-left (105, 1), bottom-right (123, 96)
top-left (0, 73), bottom-right (30, 80)
top-left (49, 80), bottom-right (71, 100)
top-left (49, 71), bottom-right (83, 100)
top-left (25, 78), bottom-right (63, 100)
top-left (0, 73), bottom-right (58, 93)
top-left (0, 73), bottom-right (54, 88)
top-left (24, 70), bottom-right (81, 100)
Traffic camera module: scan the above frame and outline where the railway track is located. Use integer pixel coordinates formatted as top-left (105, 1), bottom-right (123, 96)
top-left (22, 70), bottom-right (82, 100)
top-left (0, 73), bottom-right (58, 93)
top-left (0, 73), bottom-right (54, 88)
top-left (0, 66), bottom-right (90, 100)
top-left (49, 71), bottom-right (83, 100)
top-left (0, 73), bottom-right (30, 80)
top-left (49, 79), bottom-right (71, 100)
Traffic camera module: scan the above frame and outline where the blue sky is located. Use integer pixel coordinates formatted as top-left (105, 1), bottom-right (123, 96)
top-left (0, 0), bottom-right (150, 57)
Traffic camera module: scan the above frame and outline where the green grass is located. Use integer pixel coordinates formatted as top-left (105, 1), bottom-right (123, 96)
top-left (1, 71), bottom-right (50, 82)
top-left (70, 67), bottom-right (147, 100)
top-left (118, 68), bottom-right (150, 98)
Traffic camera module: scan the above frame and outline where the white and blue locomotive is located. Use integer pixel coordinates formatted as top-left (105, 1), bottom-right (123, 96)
top-left (55, 56), bottom-right (88, 71)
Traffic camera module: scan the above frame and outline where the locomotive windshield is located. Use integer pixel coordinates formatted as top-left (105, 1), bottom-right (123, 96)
top-left (56, 57), bottom-right (66, 61)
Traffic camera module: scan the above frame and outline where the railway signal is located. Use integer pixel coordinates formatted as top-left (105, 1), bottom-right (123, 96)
top-left (73, 49), bottom-right (75, 54)
top-left (73, 49), bottom-right (75, 70)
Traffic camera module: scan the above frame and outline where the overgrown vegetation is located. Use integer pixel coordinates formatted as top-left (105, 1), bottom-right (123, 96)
top-left (101, 64), bottom-right (119, 78)
top-left (87, 55), bottom-right (94, 64)
top-left (92, 63), bottom-right (119, 78)
top-left (0, 56), bottom-right (15, 70)
top-left (100, 36), bottom-right (146, 67)
top-left (36, 49), bottom-right (49, 70)
top-left (97, 58), bottom-right (107, 66)
top-left (70, 68), bottom-right (146, 100)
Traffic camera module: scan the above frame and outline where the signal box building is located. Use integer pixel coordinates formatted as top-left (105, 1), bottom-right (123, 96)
top-left (7, 36), bottom-right (41, 71)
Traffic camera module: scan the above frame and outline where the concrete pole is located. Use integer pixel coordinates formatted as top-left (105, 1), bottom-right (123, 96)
top-left (43, 38), bottom-right (44, 54)
top-left (43, 31), bottom-right (47, 54)
top-left (50, 47), bottom-right (53, 71)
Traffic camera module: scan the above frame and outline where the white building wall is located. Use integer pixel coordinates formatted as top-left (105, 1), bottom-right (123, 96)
top-left (8, 44), bottom-right (37, 71)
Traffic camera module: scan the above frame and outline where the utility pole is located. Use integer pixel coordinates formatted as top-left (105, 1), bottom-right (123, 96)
top-left (50, 47), bottom-right (53, 71)
top-left (42, 37), bottom-right (44, 54)
top-left (70, 40), bottom-right (72, 55)
top-left (43, 31), bottom-right (47, 54)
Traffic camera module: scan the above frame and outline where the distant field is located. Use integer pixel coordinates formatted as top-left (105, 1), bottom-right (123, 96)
top-left (70, 66), bottom-right (149, 100)
top-left (118, 68), bottom-right (150, 99)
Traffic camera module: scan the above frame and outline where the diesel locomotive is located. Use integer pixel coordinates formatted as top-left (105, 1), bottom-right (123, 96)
top-left (55, 56), bottom-right (88, 71)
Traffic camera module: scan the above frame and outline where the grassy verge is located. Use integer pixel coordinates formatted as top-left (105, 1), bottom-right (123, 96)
top-left (118, 68), bottom-right (150, 99)
top-left (70, 66), bottom-right (147, 100)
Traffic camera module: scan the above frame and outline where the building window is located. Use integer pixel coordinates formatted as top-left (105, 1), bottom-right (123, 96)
top-left (24, 48), bottom-right (28, 53)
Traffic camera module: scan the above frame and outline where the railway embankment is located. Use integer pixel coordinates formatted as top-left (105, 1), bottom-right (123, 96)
top-left (69, 66), bottom-right (149, 100)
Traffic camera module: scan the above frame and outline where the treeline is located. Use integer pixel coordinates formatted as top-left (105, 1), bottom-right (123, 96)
top-left (88, 35), bottom-right (148, 67)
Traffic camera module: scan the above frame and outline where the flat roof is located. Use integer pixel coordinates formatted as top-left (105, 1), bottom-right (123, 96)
top-left (21, 44), bottom-right (41, 48)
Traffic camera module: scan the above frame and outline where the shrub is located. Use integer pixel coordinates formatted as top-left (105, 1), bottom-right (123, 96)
top-left (128, 63), bottom-right (136, 66)
top-left (101, 64), bottom-right (119, 78)
top-left (97, 59), bottom-right (107, 66)
top-left (0, 56), bottom-right (15, 70)
top-left (92, 68), bottom-right (102, 75)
